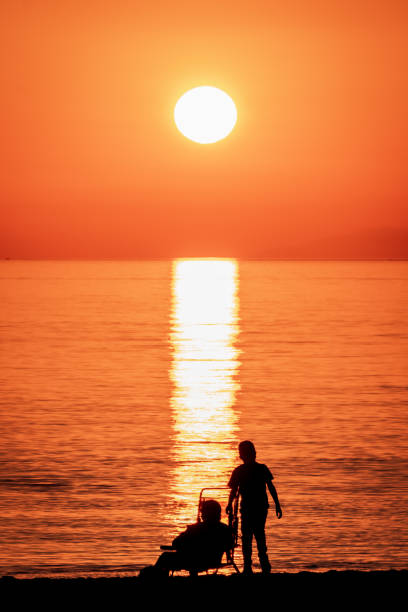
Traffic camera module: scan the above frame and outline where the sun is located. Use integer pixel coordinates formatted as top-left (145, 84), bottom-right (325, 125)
top-left (174, 86), bottom-right (237, 144)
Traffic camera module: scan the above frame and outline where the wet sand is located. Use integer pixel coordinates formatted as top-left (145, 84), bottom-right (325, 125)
top-left (1, 571), bottom-right (405, 607)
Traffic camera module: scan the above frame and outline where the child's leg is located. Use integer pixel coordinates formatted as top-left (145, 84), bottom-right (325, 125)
top-left (240, 513), bottom-right (254, 572)
top-left (253, 509), bottom-right (271, 573)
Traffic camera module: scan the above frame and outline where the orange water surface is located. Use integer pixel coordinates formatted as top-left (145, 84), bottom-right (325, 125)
top-left (0, 260), bottom-right (407, 577)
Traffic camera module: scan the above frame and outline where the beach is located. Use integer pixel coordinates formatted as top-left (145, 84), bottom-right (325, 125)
top-left (2, 571), bottom-right (405, 607)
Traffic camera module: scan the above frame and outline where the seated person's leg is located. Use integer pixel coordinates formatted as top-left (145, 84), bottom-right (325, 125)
top-left (154, 551), bottom-right (184, 574)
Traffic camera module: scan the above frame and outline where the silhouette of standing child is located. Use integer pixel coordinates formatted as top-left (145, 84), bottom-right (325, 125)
top-left (226, 440), bottom-right (282, 574)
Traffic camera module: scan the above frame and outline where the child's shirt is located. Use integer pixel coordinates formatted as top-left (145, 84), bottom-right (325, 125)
top-left (228, 461), bottom-right (273, 512)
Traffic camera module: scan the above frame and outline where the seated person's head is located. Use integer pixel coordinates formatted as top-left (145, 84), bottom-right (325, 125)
top-left (201, 500), bottom-right (222, 523)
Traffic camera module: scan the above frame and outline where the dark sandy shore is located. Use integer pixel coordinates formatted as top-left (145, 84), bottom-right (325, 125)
top-left (1, 571), bottom-right (405, 607)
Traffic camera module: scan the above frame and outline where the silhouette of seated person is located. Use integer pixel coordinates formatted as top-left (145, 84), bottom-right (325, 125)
top-left (141, 499), bottom-right (234, 577)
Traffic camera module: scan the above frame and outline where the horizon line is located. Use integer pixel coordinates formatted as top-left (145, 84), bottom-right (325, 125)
top-left (2, 257), bottom-right (408, 263)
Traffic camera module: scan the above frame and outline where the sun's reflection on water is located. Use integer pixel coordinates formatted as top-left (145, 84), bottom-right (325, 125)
top-left (167, 259), bottom-right (240, 529)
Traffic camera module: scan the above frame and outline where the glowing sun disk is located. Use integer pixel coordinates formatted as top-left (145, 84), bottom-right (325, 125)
top-left (174, 86), bottom-right (237, 144)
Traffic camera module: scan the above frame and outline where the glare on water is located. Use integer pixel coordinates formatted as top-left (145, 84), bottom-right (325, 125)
top-left (167, 260), bottom-right (240, 526)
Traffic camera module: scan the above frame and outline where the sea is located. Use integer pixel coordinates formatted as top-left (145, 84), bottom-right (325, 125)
top-left (0, 260), bottom-right (407, 578)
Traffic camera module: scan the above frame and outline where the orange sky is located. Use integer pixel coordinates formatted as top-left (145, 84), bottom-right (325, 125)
top-left (1, 0), bottom-right (407, 259)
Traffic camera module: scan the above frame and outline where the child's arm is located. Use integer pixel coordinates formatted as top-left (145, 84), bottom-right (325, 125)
top-left (226, 484), bottom-right (238, 514)
top-left (267, 481), bottom-right (282, 519)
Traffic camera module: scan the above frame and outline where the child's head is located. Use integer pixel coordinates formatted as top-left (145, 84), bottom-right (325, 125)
top-left (239, 440), bottom-right (256, 463)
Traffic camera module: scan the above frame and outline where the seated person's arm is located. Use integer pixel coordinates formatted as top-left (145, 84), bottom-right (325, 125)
top-left (172, 528), bottom-right (189, 550)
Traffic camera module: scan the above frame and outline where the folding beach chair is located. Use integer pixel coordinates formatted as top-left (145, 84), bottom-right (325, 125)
top-left (160, 486), bottom-right (240, 575)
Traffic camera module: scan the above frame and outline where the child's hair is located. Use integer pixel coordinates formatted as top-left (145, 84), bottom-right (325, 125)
top-left (239, 440), bottom-right (256, 462)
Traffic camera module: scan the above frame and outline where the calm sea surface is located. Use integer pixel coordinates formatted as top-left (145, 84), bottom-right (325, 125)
top-left (0, 260), bottom-right (407, 577)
